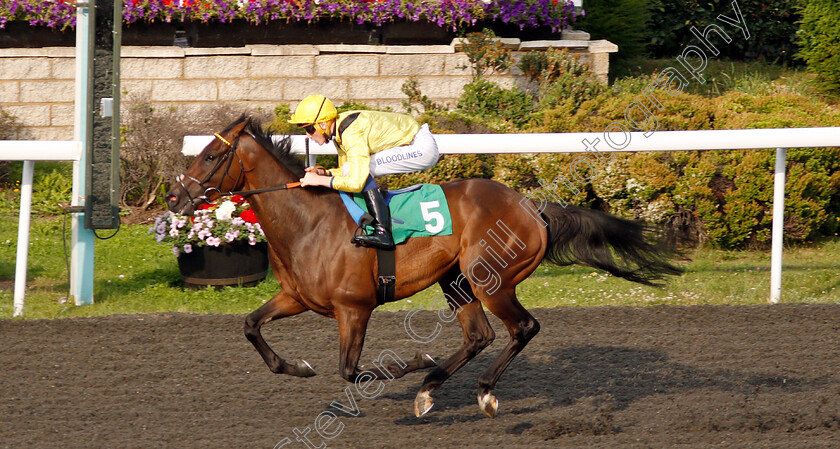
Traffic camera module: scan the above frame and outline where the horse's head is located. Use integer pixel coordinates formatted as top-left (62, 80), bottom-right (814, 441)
top-left (166, 116), bottom-right (252, 215)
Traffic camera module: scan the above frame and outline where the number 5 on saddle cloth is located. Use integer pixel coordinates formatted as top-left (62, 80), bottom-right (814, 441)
top-left (339, 183), bottom-right (453, 244)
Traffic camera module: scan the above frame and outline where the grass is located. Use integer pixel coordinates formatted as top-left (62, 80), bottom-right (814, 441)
top-left (2, 216), bottom-right (839, 320)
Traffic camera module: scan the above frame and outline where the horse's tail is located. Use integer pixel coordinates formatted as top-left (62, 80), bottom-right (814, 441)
top-left (540, 203), bottom-right (684, 286)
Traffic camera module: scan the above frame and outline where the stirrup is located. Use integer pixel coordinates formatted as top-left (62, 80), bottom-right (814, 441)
top-left (352, 226), bottom-right (395, 249)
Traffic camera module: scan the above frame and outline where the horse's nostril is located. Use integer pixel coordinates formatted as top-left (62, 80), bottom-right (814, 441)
top-left (168, 195), bottom-right (178, 203)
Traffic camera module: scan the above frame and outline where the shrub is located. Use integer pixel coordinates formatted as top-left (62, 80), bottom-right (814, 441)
top-left (796, 0), bottom-right (840, 92)
top-left (265, 104), bottom-right (304, 136)
top-left (459, 29), bottom-right (513, 79)
top-left (648, 0), bottom-right (800, 64)
top-left (120, 103), bottom-right (193, 211)
top-left (457, 78), bottom-right (534, 129)
top-left (536, 87), bottom-right (715, 133)
top-left (519, 49), bottom-right (607, 112)
top-left (575, 0), bottom-right (657, 63)
top-left (524, 85), bottom-right (840, 249)
top-left (0, 162), bottom-right (73, 216)
top-left (401, 77), bottom-right (445, 114)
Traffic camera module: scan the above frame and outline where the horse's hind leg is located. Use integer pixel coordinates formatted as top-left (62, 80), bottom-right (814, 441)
top-left (244, 291), bottom-right (316, 377)
top-left (414, 275), bottom-right (495, 417)
top-left (474, 289), bottom-right (540, 418)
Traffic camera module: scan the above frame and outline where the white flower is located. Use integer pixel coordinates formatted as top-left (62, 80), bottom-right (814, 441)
top-left (215, 200), bottom-right (237, 221)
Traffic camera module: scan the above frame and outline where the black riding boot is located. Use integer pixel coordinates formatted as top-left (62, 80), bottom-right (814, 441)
top-left (352, 189), bottom-right (395, 250)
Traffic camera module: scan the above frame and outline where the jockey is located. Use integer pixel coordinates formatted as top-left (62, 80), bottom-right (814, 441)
top-left (290, 94), bottom-right (440, 250)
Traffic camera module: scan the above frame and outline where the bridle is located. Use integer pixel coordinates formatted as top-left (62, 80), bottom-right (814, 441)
top-left (173, 131), bottom-right (301, 214)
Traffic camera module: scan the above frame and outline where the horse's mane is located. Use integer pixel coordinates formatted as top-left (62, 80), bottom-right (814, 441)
top-left (225, 115), bottom-right (306, 178)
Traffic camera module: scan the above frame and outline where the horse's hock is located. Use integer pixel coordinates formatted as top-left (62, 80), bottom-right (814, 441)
top-left (1, 29), bottom-right (615, 140)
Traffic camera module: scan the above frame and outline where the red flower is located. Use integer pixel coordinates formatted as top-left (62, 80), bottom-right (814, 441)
top-left (197, 202), bottom-right (214, 210)
top-left (240, 208), bottom-right (259, 224)
top-left (231, 194), bottom-right (246, 204)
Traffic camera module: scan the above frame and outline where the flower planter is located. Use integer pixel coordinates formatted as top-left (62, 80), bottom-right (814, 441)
top-left (0, 22), bottom-right (73, 48)
top-left (177, 241), bottom-right (269, 289)
top-left (378, 21), bottom-right (454, 45)
top-left (122, 22), bottom-right (179, 46)
top-left (0, 21), bottom-right (177, 47)
top-left (185, 19), bottom-right (375, 47)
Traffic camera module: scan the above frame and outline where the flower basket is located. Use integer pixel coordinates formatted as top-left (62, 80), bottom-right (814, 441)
top-left (177, 241), bottom-right (269, 289)
top-left (151, 195), bottom-right (269, 288)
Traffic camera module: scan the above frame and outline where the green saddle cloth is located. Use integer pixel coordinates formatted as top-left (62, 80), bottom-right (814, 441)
top-left (345, 184), bottom-right (453, 245)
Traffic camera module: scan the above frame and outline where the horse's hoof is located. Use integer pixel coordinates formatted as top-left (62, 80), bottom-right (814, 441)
top-left (295, 359), bottom-right (317, 377)
top-left (478, 393), bottom-right (498, 418)
top-left (414, 391), bottom-right (434, 417)
top-left (415, 352), bottom-right (437, 369)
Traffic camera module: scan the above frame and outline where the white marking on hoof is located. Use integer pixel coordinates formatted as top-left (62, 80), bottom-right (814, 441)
top-left (414, 391), bottom-right (434, 417)
top-left (478, 393), bottom-right (498, 418)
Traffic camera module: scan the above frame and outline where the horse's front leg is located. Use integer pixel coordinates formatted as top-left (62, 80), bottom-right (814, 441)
top-left (244, 291), bottom-right (316, 377)
top-left (336, 307), bottom-right (436, 383)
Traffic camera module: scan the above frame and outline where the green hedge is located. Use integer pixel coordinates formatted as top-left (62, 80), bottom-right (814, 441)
top-left (574, 0), bottom-right (656, 63)
top-left (647, 0), bottom-right (800, 64)
top-left (796, 0), bottom-right (840, 92)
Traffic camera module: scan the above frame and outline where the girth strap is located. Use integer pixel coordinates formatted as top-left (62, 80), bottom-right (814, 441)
top-left (377, 248), bottom-right (396, 305)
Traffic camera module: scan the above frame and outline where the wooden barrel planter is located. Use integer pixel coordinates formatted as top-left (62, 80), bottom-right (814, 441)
top-left (177, 242), bottom-right (269, 289)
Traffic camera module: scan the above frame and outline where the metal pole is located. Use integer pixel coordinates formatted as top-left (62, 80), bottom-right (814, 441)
top-left (72, 3), bottom-right (95, 306)
top-left (13, 161), bottom-right (34, 317)
top-left (769, 147), bottom-right (787, 304)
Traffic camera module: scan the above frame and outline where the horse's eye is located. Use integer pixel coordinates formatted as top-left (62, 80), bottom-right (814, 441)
top-left (206, 154), bottom-right (216, 162)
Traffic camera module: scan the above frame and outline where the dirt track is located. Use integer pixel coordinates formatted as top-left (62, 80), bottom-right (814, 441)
top-left (2, 304), bottom-right (840, 448)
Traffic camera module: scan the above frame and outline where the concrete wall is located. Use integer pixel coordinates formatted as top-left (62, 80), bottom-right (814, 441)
top-left (0, 34), bottom-right (616, 140)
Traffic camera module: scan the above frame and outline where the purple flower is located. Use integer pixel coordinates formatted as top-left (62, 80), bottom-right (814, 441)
top-left (8, 0), bottom-right (578, 31)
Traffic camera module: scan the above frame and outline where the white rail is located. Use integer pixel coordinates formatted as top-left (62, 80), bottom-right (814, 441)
top-left (183, 127), bottom-right (840, 303)
top-left (1, 141), bottom-right (82, 317)
top-left (182, 127), bottom-right (840, 156)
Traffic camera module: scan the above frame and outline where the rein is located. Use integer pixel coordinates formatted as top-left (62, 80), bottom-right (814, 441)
top-left (222, 181), bottom-right (302, 197)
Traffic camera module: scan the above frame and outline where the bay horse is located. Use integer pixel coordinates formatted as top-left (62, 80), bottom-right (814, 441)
top-left (165, 116), bottom-right (683, 418)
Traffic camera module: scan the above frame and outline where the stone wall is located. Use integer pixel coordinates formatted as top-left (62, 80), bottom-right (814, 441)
top-left (0, 34), bottom-right (616, 140)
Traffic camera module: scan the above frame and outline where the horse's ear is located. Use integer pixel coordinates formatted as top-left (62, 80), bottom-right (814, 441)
top-left (229, 116), bottom-right (252, 138)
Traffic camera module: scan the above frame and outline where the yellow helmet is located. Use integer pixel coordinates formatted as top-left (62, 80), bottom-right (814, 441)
top-left (288, 95), bottom-right (337, 125)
